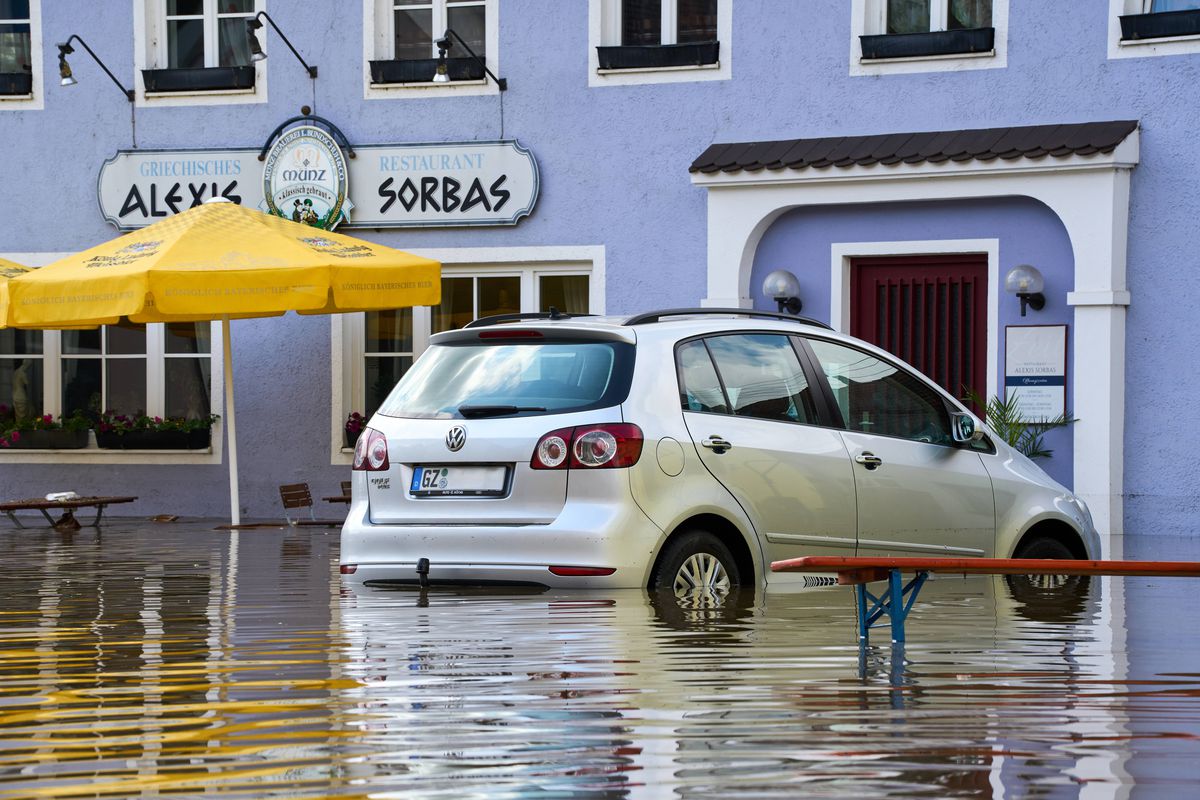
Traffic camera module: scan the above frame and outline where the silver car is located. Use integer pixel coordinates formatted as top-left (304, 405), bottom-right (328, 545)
top-left (340, 308), bottom-right (1099, 591)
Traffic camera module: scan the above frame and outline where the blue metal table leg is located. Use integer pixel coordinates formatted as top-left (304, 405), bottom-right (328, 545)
top-left (856, 583), bottom-right (869, 640)
top-left (889, 568), bottom-right (906, 643)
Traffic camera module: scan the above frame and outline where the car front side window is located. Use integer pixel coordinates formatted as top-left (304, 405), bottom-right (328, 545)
top-left (704, 334), bottom-right (817, 424)
top-left (807, 338), bottom-right (952, 445)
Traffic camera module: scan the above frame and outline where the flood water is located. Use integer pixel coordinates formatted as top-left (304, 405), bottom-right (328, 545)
top-left (0, 522), bottom-right (1198, 798)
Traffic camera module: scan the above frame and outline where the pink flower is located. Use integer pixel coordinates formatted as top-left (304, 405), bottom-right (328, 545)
top-left (9, 431), bottom-right (19, 442)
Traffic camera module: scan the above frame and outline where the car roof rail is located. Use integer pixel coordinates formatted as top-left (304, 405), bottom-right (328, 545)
top-left (622, 307), bottom-right (833, 330)
top-left (463, 308), bottom-right (597, 329)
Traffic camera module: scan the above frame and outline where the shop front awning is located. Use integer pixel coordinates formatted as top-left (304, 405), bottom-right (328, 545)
top-left (689, 120), bottom-right (1139, 174)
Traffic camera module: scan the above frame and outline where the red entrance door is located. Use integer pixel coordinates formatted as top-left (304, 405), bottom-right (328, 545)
top-left (850, 254), bottom-right (988, 407)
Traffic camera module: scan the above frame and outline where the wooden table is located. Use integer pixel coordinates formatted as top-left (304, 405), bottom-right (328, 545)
top-left (1, 496), bottom-right (138, 529)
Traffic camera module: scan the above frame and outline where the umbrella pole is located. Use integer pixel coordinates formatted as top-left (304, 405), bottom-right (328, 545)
top-left (222, 317), bottom-right (241, 527)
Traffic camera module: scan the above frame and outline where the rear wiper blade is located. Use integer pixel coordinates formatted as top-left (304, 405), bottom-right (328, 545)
top-left (457, 404), bottom-right (547, 418)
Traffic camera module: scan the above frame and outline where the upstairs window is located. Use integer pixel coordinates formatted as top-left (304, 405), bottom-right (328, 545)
top-left (598, 0), bottom-right (719, 70)
top-left (140, 0), bottom-right (261, 96)
top-left (851, 0), bottom-right (1006, 74)
top-left (862, 0), bottom-right (994, 59)
top-left (369, 0), bottom-right (495, 87)
top-left (0, 1), bottom-right (33, 98)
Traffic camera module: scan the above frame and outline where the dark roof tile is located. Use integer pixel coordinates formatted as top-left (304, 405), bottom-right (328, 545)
top-left (690, 121), bottom-right (1139, 174)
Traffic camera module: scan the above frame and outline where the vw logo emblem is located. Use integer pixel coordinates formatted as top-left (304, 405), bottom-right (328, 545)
top-left (445, 426), bottom-right (467, 452)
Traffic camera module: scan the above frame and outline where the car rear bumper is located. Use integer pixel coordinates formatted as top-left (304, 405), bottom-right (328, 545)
top-left (339, 493), bottom-right (665, 589)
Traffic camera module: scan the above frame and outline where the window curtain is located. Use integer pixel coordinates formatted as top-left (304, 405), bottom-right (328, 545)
top-left (1151, 1), bottom-right (1200, 11)
top-left (949, 0), bottom-right (991, 29)
top-left (0, 24), bottom-right (31, 74)
top-left (887, 0), bottom-right (930, 34)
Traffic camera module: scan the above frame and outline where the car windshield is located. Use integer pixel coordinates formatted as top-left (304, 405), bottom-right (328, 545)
top-left (377, 339), bottom-right (634, 419)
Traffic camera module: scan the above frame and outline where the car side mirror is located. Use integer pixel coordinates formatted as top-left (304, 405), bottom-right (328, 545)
top-left (950, 412), bottom-right (984, 444)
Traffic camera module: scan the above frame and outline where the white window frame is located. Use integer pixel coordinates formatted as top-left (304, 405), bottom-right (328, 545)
top-left (588, 0), bottom-right (732, 87)
top-left (0, 0), bottom-right (43, 111)
top-left (363, 0), bottom-right (500, 100)
top-left (331, 245), bottom-right (606, 463)
top-left (0, 253), bottom-right (223, 464)
top-left (850, 0), bottom-right (1008, 77)
top-left (1109, 0), bottom-right (1200, 59)
top-left (133, 0), bottom-right (267, 107)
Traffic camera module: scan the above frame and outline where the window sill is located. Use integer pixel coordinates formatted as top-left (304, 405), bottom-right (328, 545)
top-left (1118, 31), bottom-right (1200, 46)
top-left (144, 87), bottom-right (257, 99)
top-left (368, 78), bottom-right (487, 89)
top-left (860, 49), bottom-right (995, 65)
top-left (0, 92), bottom-right (33, 101)
top-left (0, 447), bottom-right (217, 465)
top-left (597, 62), bottom-right (721, 75)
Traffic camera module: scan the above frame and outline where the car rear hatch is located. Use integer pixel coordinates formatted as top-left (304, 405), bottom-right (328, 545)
top-left (362, 325), bottom-right (636, 525)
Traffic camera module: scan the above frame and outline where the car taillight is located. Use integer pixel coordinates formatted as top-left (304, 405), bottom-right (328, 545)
top-left (531, 423), bottom-right (642, 470)
top-left (352, 427), bottom-right (390, 471)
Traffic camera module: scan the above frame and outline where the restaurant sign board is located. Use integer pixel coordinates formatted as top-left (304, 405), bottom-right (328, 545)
top-left (98, 140), bottom-right (539, 231)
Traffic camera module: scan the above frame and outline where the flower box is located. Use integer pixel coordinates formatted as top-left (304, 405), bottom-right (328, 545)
top-left (142, 65), bottom-right (256, 93)
top-left (859, 27), bottom-right (994, 59)
top-left (96, 429), bottom-right (211, 450)
top-left (1120, 9), bottom-right (1200, 41)
top-left (369, 57), bottom-right (483, 84)
top-left (0, 72), bottom-right (33, 96)
top-left (4, 429), bottom-right (89, 449)
top-left (597, 41), bottom-right (719, 70)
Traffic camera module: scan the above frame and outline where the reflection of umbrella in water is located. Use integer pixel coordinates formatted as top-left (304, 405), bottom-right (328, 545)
top-left (2, 200), bottom-right (440, 525)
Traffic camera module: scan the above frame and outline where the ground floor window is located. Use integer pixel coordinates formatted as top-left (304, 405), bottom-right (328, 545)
top-left (334, 252), bottom-right (602, 457)
top-left (1, 322), bottom-right (215, 441)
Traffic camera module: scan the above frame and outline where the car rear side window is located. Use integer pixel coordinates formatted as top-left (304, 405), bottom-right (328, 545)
top-left (703, 334), bottom-right (818, 424)
top-left (377, 340), bottom-right (632, 419)
top-left (677, 340), bottom-right (728, 414)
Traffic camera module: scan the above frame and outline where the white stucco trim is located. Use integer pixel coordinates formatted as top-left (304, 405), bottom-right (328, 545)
top-left (692, 134), bottom-right (1138, 538)
top-left (849, 0), bottom-right (1009, 76)
top-left (587, 0), bottom-right (732, 87)
top-left (362, 0), bottom-right (501, 101)
top-left (828, 239), bottom-right (1000, 405)
top-left (133, 0), bottom-right (268, 108)
top-left (329, 245), bottom-right (607, 464)
top-left (0, 0), bottom-right (43, 111)
top-left (1108, 0), bottom-right (1200, 59)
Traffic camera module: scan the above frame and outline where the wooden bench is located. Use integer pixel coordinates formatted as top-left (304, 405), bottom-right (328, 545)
top-left (323, 480), bottom-right (352, 504)
top-left (1, 496), bottom-right (138, 530)
top-left (279, 483), bottom-right (343, 527)
top-left (771, 555), bottom-right (1200, 644)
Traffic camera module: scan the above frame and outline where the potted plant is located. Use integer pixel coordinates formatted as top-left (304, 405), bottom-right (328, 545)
top-left (0, 407), bottom-right (91, 449)
top-left (95, 411), bottom-right (220, 450)
top-left (344, 411), bottom-right (365, 448)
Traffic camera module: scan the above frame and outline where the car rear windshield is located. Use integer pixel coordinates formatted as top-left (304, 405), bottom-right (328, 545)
top-left (377, 339), bottom-right (635, 419)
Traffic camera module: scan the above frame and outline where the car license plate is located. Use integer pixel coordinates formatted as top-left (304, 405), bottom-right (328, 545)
top-left (410, 465), bottom-right (507, 497)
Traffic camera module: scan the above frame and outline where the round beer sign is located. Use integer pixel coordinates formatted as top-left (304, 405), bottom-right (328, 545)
top-left (262, 124), bottom-right (349, 230)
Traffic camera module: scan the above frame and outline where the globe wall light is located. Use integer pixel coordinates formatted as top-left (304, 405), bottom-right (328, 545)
top-left (762, 269), bottom-right (803, 314)
top-left (1004, 264), bottom-right (1046, 317)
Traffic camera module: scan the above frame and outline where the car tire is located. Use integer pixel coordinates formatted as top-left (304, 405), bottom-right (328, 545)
top-left (1013, 536), bottom-right (1075, 560)
top-left (651, 529), bottom-right (743, 595)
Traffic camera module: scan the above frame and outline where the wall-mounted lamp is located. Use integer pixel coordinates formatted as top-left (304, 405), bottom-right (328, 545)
top-left (1004, 264), bottom-right (1046, 317)
top-left (246, 12), bottom-right (318, 78)
top-left (762, 269), bottom-right (803, 315)
top-left (56, 35), bottom-right (134, 101)
top-left (434, 28), bottom-right (507, 90)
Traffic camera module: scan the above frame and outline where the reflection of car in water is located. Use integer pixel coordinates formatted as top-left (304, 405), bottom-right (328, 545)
top-left (341, 309), bottom-right (1099, 593)
top-left (337, 574), bottom-right (1123, 798)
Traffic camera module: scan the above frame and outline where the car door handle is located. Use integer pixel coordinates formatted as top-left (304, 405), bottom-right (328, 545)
top-left (854, 452), bottom-right (883, 470)
top-left (701, 436), bottom-right (732, 454)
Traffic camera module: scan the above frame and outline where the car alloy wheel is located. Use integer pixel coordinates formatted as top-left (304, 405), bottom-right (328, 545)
top-left (672, 552), bottom-right (731, 596)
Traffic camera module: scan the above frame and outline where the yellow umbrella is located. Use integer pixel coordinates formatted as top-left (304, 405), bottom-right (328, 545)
top-left (0, 258), bottom-right (32, 330)
top-left (5, 200), bottom-right (440, 525)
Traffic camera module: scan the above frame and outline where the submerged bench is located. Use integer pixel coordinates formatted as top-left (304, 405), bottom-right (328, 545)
top-left (771, 556), bottom-right (1200, 644)
top-left (0, 496), bottom-right (137, 530)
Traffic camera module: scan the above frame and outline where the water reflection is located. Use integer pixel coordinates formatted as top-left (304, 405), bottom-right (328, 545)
top-left (0, 524), bottom-right (1197, 797)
